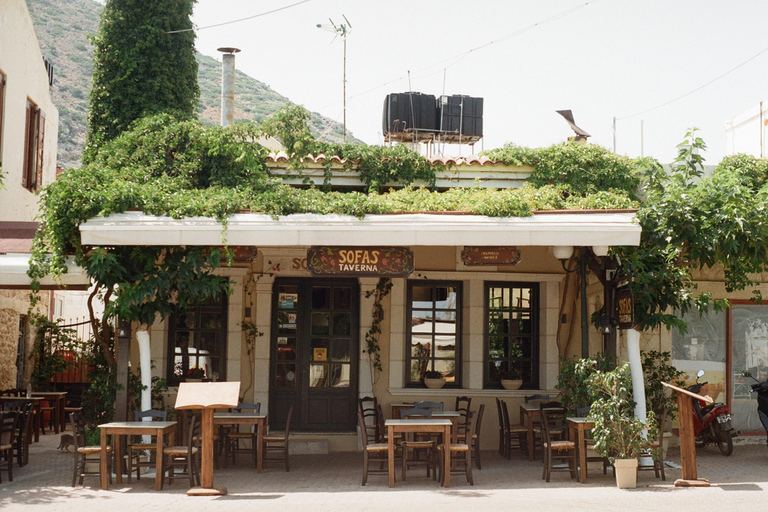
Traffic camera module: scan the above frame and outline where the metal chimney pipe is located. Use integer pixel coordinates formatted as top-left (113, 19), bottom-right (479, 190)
top-left (217, 47), bottom-right (240, 127)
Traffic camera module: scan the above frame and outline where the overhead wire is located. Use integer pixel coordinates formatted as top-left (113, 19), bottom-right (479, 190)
top-left (617, 43), bottom-right (768, 120)
top-left (166, 0), bottom-right (313, 34)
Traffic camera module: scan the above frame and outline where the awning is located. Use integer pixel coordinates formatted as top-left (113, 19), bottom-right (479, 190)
top-left (0, 253), bottom-right (90, 290)
top-left (80, 211), bottom-right (641, 247)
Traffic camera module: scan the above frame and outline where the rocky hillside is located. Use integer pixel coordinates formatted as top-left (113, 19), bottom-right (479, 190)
top-left (27, 0), bottom-right (359, 169)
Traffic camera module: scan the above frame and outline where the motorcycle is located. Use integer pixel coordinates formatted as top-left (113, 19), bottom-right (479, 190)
top-left (687, 370), bottom-right (735, 456)
top-left (743, 370), bottom-right (768, 445)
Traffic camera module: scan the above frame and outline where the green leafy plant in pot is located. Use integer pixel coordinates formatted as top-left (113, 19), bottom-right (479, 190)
top-left (556, 353), bottom-right (615, 415)
top-left (588, 363), bottom-right (657, 489)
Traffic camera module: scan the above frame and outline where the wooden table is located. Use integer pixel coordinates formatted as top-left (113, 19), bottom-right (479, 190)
top-left (567, 417), bottom-right (595, 484)
top-left (214, 412), bottom-right (266, 472)
top-left (98, 421), bottom-right (177, 491)
top-left (385, 418), bottom-right (452, 488)
top-left (0, 396), bottom-right (42, 442)
top-left (519, 403), bottom-right (541, 461)
top-left (31, 391), bottom-right (67, 434)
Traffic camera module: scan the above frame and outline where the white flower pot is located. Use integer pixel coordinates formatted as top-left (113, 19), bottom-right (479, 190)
top-left (613, 458), bottom-right (638, 489)
top-left (501, 379), bottom-right (522, 390)
top-left (424, 378), bottom-right (446, 389)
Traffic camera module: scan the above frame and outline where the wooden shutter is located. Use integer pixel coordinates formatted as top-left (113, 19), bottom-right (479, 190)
top-left (22, 100), bottom-right (33, 188)
top-left (35, 109), bottom-right (45, 189)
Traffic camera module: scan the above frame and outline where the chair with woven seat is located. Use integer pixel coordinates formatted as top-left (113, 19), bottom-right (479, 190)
top-left (638, 408), bottom-right (667, 481)
top-left (540, 403), bottom-right (577, 482)
top-left (358, 412), bottom-right (388, 485)
top-left (71, 411), bottom-right (112, 487)
top-left (470, 404), bottom-right (485, 469)
top-left (163, 413), bottom-right (200, 488)
top-left (223, 402), bottom-right (261, 467)
top-left (0, 411), bottom-right (19, 483)
top-left (500, 399), bottom-right (527, 458)
top-left (3, 401), bottom-right (33, 467)
top-left (126, 409), bottom-right (168, 482)
top-left (359, 396), bottom-right (379, 444)
top-left (400, 407), bottom-right (437, 481)
top-left (437, 410), bottom-right (475, 486)
top-left (263, 406), bottom-right (293, 472)
top-left (455, 396), bottom-right (471, 439)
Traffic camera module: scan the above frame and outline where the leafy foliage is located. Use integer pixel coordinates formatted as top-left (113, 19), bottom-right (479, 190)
top-left (363, 278), bottom-right (392, 378)
top-left (589, 363), bottom-right (657, 461)
top-left (641, 350), bottom-right (684, 419)
top-left (556, 353), bottom-right (616, 415)
top-left (85, 0), bottom-right (199, 160)
top-left (615, 129), bottom-right (768, 331)
top-left (28, 315), bottom-right (85, 390)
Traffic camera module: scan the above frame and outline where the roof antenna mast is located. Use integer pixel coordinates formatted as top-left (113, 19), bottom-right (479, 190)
top-left (317, 15), bottom-right (352, 143)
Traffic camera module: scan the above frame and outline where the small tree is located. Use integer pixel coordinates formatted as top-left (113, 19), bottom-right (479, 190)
top-left (85, 0), bottom-right (199, 161)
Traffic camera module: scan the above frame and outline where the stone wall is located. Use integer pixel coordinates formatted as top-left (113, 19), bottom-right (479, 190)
top-left (0, 308), bottom-right (21, 389)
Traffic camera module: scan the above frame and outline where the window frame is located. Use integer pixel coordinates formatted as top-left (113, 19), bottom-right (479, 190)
top-left (483, 281), bottom-right (540, 389)
top-left (0, 70), bottom-right (5, 167)
top-left (22, 98), bottom-right (44, 191)
top-left (405, 280), bottom-right (463, 388)
top-left (166, 292), bottom-right (228, 386)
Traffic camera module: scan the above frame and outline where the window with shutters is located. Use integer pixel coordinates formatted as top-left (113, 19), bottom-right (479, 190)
top-left (0, 70), bottom-right (5, 166)
top-left (23, 98), bottom-right (45, 191)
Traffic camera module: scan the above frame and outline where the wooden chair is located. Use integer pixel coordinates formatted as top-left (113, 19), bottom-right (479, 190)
top-left (359, 396), bottom-right (379, 443)
top-left (0, 411), bottom-right (18, 483)
top-left (163, 413), bottom-right (200, 488)
top-left (263, 406), bottom-right (293, 472)
top-left (358, 412), bottom-right (388, 485)
top-left (437, 410), bottom-right (475, 486)
top-left (3, 401), bottom-right (33, 467)
top-left (540, 403), bottom-right (577, 482)
top-left (223, 402), bottom-right (261, 466)
top-left (126, 409), bottom-right (168, 482)
top-left (500, 399), bottom-right (527, 458)
top-left (455, 396), bottom-right (471, 439)
top-left (525, 394), bottom-right (549, 403)
top-left (470, 404), bottom-right (485, 469)
top-left (39, 400), bottom-right (56, 434)
top-left (400, 407), bottom-right (437, 481)
top-left (71, 411), bottom-right (112, 487)
top-left (638, 408), bottom-right (667, 481)
top-left (0, 389), bottom-right (24, 397)
top-left (414, 401), bottom-right (443, 412)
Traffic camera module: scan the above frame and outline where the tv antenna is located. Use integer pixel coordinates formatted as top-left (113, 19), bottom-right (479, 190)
top-left (317, 15), bottom-right (351, 143)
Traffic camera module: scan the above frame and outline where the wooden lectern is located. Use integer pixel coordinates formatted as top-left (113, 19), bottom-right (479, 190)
top-left (175, 381), bottom-right (240, 496)
top-left (661, 381), bottom-right (713, 487)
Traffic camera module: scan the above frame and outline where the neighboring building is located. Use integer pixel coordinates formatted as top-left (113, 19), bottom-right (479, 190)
top-left (80, 153), bottom-right (642, 452)
top-left (0, 0), bottom-right (60, 389)
top-left (725, 100), bottom-right (768, 158)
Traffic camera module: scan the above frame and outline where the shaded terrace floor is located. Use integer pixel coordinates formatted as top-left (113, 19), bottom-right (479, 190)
top-left (2, 429), bottom-right (768, 511)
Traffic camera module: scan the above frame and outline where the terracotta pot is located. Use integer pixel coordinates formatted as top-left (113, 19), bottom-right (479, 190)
top-left (424, 378), bottom-right (446, 389)
top-left (613, 458), bottom-right (638, 489)
top-left (501, 379), bottom-right (522, 390)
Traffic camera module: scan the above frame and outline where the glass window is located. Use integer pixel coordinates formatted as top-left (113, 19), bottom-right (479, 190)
top-left (167, 293), bottom-right (228, 385)
top-left (484, 282), bottom-right (539, 389)
top-left (406, 281), bottom-right (462, 387)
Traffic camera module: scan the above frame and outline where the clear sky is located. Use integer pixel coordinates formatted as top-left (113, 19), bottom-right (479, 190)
top-left (190, 0), bottom-right (768, 164)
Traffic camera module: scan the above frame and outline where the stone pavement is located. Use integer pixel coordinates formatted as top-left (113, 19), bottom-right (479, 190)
top-left (1, 431), bottom-right (767, 512)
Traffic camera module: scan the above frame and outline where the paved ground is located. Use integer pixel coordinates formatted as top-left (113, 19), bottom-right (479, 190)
top-left (1, 431), bottom-right (767, 512)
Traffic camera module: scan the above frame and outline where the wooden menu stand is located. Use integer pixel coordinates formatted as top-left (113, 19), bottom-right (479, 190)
top-left (661, 381), bottom-right (713, 487)
top-left (175, 382), bottom-right (240, 496)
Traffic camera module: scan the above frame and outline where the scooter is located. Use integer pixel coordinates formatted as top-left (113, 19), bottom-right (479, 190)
top-left (743, 370), bottom-right (768, 445)
top-left (687, 370), bottom-right (735, 456)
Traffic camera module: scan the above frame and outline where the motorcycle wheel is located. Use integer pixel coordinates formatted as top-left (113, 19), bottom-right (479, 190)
top-left (714, 423), bottom-right (734, 456)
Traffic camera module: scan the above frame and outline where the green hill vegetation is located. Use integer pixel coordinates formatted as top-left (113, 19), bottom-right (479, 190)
top-left (27, 0), bottom-right (360, 169)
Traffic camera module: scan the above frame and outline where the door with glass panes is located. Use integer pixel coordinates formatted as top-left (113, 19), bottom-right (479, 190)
top-left (270, 278), bottom-right (359, 431)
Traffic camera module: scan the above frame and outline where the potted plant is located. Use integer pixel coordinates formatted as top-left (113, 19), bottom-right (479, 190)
top-left (588, 363), bottom-right (657, 489)
top-left (186, 366), bottom-right (205, 382)
top-left (500, 368), bottom-right (522, 390)
top-left (557, 353), bottom-right (615, 415)
top-left (423, 370), bottom-right (446, 389)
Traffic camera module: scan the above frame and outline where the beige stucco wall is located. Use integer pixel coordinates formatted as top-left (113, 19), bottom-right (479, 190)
top-left (0, 0), bottom-right (59, 219)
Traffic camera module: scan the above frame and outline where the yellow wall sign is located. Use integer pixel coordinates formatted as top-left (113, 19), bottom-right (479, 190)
top-left (307, 246), bottom-right (414, 277)
top-left (313, 347), bottom-right (328, 361)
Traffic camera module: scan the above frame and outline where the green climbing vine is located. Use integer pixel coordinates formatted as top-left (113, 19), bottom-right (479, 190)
top-left (363, 278), bottom-right (393, 384)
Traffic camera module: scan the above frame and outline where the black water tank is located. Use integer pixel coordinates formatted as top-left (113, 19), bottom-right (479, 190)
top-left (438, 95), bottom-right (484, 137)
top-left (382, 92), bottom-right (438, 135)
